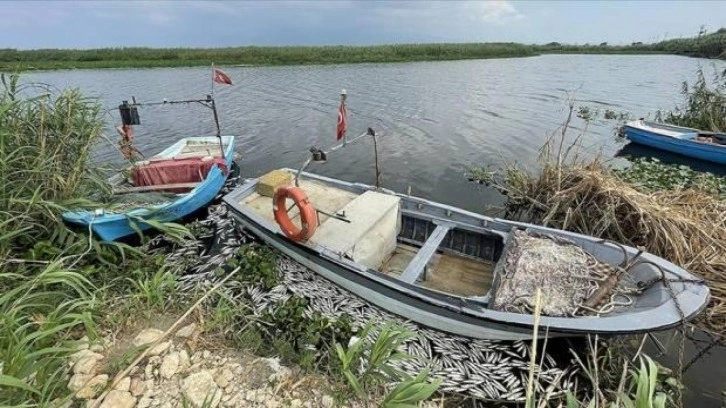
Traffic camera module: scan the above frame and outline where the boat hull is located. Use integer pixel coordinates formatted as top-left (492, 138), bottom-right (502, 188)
top-left (223, 170), bottom-right (710, 340)
top-left (63, 137), bottom-right (235, 241)
top-left (623, 122), bottom-right (726, 164)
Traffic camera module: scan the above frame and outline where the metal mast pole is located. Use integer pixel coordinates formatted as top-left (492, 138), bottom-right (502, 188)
top-left (210, 63), bottom-right (226, 160)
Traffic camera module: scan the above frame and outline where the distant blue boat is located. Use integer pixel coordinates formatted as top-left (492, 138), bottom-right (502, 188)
top-left (63, 136), bottom-right (235, 241)
top-left (622, 120), bottom-right (726, 164)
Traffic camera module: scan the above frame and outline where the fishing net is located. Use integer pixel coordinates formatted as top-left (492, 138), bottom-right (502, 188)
top-left (490, 229), bottom-right (608, 317)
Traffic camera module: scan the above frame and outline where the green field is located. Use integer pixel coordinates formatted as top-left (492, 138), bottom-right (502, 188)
top-left (0, 43), bottom-right (538, 71)
top-left (1, 29), bottom-right (724, 71)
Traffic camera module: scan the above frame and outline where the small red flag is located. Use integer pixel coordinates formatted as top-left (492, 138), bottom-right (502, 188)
top-left (336, 100), bottom-right (347, 140)
top-left (213, 69), bottom-right (232, 85)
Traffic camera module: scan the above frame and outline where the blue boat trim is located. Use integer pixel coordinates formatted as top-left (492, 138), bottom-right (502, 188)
top-left (623, 120), bottom-right (726, 164)
top-left (63, 136), bottom-right (235, 241)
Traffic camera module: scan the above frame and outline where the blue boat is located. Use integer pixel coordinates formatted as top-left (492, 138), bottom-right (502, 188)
top-left (63, 136), bottom-right (235, 241)
top-left (622, 120), bottom-right (726, 164)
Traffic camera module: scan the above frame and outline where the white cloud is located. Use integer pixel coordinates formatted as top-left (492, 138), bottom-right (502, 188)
top-left (466, 1), bottom-right (524, 24)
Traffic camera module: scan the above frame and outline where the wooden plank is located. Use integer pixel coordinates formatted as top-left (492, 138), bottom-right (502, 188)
top-left (112, 182), bottom-right (199, 195)
top-left (398, 223), bottom-right (451, 284)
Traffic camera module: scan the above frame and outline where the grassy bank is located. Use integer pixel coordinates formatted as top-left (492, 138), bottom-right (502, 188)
top-left (1, 28), bottom-right (724, 71)
top-left (0, 42), bottom-right (537, 71)
top-left (536, 28), bottom-right (726, 59)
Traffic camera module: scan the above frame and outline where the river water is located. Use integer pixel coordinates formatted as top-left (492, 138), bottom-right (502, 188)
top-left (24, 54), bottom-right (726, 406)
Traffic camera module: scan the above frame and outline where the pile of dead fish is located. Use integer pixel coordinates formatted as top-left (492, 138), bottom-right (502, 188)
top-left (161, 203), bottom-right (577, 404)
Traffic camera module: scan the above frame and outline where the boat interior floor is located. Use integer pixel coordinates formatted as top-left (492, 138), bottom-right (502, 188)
top-left (382, 243), bottom-right (494, 297)
top-left (241, 174), bottom-right (499, 298)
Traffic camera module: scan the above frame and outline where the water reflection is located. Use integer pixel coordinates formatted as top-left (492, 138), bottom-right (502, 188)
top-left (615, 141), bottom-right (726, 176)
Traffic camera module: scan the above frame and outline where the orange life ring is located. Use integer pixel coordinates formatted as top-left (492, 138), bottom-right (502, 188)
top-left (273, 186), bottom-right (318, 242)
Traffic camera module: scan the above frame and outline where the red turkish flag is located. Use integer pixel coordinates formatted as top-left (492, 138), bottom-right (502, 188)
top-left (213, 69), bottom-right (232, 85)
top-left (336, 101), bottom-right (347, 140)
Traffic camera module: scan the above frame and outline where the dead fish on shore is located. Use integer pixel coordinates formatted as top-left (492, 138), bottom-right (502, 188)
top-left (159, 203), bottom-right (577, 403)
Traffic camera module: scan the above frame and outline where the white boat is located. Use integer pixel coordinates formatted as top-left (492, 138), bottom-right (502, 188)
top-left (223, 168), bottom-right (709, 340)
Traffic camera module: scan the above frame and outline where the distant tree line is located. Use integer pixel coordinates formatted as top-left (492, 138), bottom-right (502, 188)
top-left (0, 29), bottom-right (723, 71)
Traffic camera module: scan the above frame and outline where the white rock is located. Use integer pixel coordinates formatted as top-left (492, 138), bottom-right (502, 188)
top-left (179, 349), bottom-right (191, 371)
top-left (68, 373), bottom-right (93, 392)
top-left (90, 343), bottom-right (105, 353)
top-left (74, 355), bottom-right (100, 375)
top-left (321, 395), bottom-right (334, 408)
top-left (132, 329), bottom-right (165, 347)
top-left (137, 397), bottom-right (152, 408)
top-left (225, 394), bottom-right (246, 407)
top-left (75, 336), bottom-right (90, 351)
top-left (75, 374), bottom-right (109, 399)
top-left (144, 379), bottom-right (155, 395)
top-left (213, 368), bottom-right (234, 389)
top-left (265, 357), bottom-right (282, 373)
top-left (202, 350), bottom-right (211, 360)
top-left (269, 366), bottom-right (292, 383)
top-left (69, 349), bottom-right (104, 366)
top-left (147, 341), bottom-right (172, 357)
top-left (113, 377), bottom-right (131, 392)
top-left (99, 390), bottom-right (136, 408)
top-left (245, 389), bottom-right (267, 403)
top-left (148, 356), bottom-right (162, 366)
top-left (144, 364), bottom-right (154, 380)
top-left (129, 377), bottom-right (145, 397)
top-left (290, 399), bottom-right (303, 408)
top-left (160, 352), bottom-right (180, 379)
top-left (175, 323), bottom-right (196, 338)
top-left (265, 399), bottom-right (280, 408)
top-left (49, 398), bottom-right (72, 408)
top-left (182, 370), bottom-right (221, 408)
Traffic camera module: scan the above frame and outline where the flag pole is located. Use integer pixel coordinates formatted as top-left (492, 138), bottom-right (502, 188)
top-left (340, 89), bottom-right (347, 146)
top-left (210, 63), bottom-right (225, 160)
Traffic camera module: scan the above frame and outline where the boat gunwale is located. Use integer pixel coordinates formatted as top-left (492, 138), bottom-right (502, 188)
top-left (62, 136), bottom-right (236, 236)
top-left (222, 169), bottom-right (710, 336)
top-left (624, 121), bottom-right (726, 150)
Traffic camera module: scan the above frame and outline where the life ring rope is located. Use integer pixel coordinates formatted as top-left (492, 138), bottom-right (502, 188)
top-left (273, 186), bottom-right (318, 242)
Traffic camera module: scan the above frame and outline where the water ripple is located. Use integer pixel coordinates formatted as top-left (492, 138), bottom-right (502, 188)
top-left (24, 55), bottom-right (725, 211)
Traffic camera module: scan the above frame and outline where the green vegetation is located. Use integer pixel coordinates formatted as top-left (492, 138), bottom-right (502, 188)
top-left (1, 28), bottom-right (724, 71)
top-left (615, 158), bottom-right (726, 198)
top-left (0, 74), bottom-right (192, 406)
top-left (563, 355), bottom-right (674, 408)
top-left (0, 73), bottom-right (115, 405)
top-left (334, 322), bottom-right (440, 407)
top-left (0, 43), bottom-right (537, 71)
top-left (657, 67), bottom-right (726, 132)
top-left (651, 27), bottom-right (726, 59)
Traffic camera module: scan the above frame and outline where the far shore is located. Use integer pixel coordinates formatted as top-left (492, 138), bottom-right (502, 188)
top-left (2, 33), bottom-right (723, 71)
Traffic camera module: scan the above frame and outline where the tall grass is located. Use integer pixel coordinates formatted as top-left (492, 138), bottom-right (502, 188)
top-left (658, 67), bottom-right (726, 132)
top-left (0, 74), bottom-right (126, 406)
top-left (0, 74), bottom-right (108, 256)
top-left (470, 100), bottom-right (726, 333)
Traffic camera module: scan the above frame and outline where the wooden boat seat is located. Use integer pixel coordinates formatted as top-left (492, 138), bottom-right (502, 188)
top-left (398, 222), bottom-right (452, 284)
top-left (310, 190), bottom-right (401, 270)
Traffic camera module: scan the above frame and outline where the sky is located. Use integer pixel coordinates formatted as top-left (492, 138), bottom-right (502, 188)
top-left (0, 1), bottom-right (723, 49)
